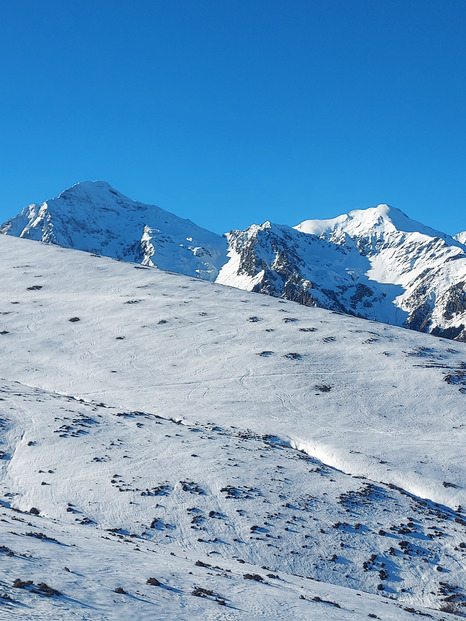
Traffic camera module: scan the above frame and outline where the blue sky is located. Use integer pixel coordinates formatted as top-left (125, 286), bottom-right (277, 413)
top-left (0, 0), bottom-right (465, 235)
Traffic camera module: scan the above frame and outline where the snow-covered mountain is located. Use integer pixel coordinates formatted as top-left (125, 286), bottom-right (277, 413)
top-left (217, 219), bottom-right (407, 324)
top-left (219, 205), bottom-right (466, 341)
top-left (1, 183), bottom-right (466, 341)
top-left (0, 234), bottom-right (465, 619)
top-left (456, 231), bottom-right (466, 245)
top-left (0, 181), bottom-right (227, 281)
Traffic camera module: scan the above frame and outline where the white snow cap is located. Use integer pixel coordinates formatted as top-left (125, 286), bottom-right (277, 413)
top-left (295, 203), bottom-right (448, 238)
top-left (454, 230), bottom-right (466, 245)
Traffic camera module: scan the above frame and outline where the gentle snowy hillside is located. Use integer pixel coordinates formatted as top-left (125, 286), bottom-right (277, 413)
top-left (0, 181), bottom-right (227, 281)
top-left (0, 235), bottom-right (465, 618)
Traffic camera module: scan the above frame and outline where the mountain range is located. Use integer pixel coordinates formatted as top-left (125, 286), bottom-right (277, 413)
top-left (1, 181), bottom-right (465, 341)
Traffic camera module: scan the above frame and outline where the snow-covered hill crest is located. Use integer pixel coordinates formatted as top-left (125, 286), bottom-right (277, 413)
top-left (0, 181), bottom-right (228, 281)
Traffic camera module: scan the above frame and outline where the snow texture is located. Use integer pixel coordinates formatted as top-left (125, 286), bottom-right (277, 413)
top-left (0, 234), bottom-right (465, 619)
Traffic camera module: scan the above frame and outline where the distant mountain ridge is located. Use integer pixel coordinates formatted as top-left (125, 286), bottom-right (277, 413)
top-left (1, 181), bottom-right (465, 341)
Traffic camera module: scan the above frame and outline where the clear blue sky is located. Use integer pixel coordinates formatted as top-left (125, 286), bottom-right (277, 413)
top-left (0, 0), bottom-right (465, 235)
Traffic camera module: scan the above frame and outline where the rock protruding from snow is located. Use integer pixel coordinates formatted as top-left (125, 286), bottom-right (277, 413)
top-left (0, 181), bottom-right (228, 281)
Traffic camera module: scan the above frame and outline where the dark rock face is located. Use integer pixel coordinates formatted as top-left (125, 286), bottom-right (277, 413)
top-left (221, 224), bottom-right (396, 321)
top-left (432, 324), bottom-right (466, 341)
top-left (442, 281), bottom-right (466, 321)
top-left (404, 301), bottom-right (434, 333)
top-left (350, 284), bottom-right (375, 309)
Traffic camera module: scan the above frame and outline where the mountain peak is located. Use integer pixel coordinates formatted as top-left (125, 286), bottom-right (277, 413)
top-left (455, 230), bottom-right (466, 245)
top-left (62, 180), bottom-right (117, 193)
top-left (295, 204), bottom-right (451, 240)
top-left (370, 203), bottom-right (395, 217)
top-left (370, 203), bottom-right (409, 222)
top-left (57, 180), bottom-right (132, 205)
top-left (0, 181), bottom-right (227, 280)
top-left (348, 204), bottom-right (418, 233)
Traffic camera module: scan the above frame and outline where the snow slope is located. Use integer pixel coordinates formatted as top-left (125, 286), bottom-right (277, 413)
top-left (0, 234), bottom-right (465, 618)
top-left (1, 380), bottom-right (464, 620)
top-left (0, 181), bottom-right (227, 281)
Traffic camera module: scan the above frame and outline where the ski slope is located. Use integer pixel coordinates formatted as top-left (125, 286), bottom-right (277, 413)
top-left (0, 234), bottom-right (465, 619)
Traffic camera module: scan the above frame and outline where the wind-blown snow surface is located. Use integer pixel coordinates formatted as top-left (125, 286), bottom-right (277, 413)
top-left (0, 181), bottom-right (227, 281)
top-left (0, 235), bottom-right (465, 619)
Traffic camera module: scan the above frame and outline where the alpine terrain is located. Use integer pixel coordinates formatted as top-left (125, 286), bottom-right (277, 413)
top-left (2, 181), bottom-right (465, 341)
top-left (219, 206), bottom-right (466, 341)
top-left (0, 229), bottom-right (465, 619)
top-left (0, 181), bottom-right (227, 281)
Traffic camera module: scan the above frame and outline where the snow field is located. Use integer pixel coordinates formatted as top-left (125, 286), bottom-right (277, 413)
top-left (0, 234), bottom-right (465, 618)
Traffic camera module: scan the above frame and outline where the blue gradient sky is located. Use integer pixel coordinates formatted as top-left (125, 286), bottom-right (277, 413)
top-left (0, 0), bottom-right (465, 235)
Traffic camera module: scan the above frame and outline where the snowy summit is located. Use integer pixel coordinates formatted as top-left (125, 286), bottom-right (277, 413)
top-left (0, 181), bottom-right (227, 281)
